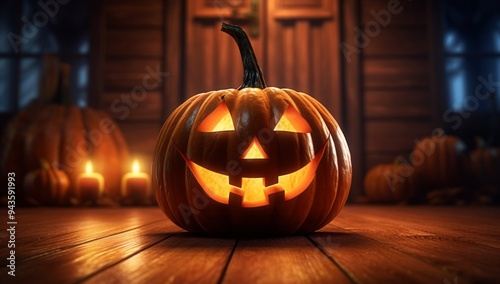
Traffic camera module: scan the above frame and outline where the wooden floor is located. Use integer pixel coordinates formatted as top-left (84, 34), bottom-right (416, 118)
top-left (1, 206), bottom-right (499, 283)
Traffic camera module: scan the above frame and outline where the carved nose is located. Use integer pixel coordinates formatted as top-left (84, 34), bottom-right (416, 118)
top-left (241, 137), bottom-right (268, 159)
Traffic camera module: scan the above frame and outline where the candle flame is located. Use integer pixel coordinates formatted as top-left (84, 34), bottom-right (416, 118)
top-left (132, 160), bottom-right (140, 173)
top-left (86, 161), bottom-right (93, 174)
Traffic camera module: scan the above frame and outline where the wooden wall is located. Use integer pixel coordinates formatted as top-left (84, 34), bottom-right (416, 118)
top-left (91, 0), bottom-right (437, 199)
top-left (92, 0), bottom-right (167, 168)
top-left (359, 0), bottom-right (434, 172)
top-left (183, 0), bottom-right (342, 121)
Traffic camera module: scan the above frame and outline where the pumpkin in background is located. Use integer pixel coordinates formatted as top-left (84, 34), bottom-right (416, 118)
top-left (468, 93), bottom-right (500, 191)
top-left (24, 159), bottom-right (70, 205)
top-left (364, 164), bottom-right (418, 204)
top-left (412, 135), bottom-right (467, 189)
top-left (0, 63), bottom-right (129, 203)
top-left (469, 138), bottom-right (500, 189)
top-left (153, 23), bottom-right (352, 235)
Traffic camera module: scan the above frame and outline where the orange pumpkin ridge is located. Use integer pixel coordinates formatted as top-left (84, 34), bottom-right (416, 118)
top-left (152, 23), bottom-right (351, 235)
top-left (1, 66), bottom-right (129, 204)
top-left (23, 159), bottom-right (70, 206)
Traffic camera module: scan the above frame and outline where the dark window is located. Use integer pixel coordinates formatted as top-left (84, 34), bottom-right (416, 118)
top-left (0, 0), bottom-right (90, 113)
top-left (442, 0), bottom-right (500, 111)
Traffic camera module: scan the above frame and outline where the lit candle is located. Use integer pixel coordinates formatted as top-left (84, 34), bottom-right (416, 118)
top-left (121, 160), bottom-right (151, 205)
top-left (77, 161), bottom-right (104, 205)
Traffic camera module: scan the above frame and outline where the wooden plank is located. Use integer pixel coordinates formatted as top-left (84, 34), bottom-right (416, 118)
top-left (106, 0), bottom-right (163, 29)
top-left (283, 23), bottom-right (295, 88)
top-left (333, 206), bottom-right (500, 282)
top-left (364, 120), bottom-right (433, 152)
top-left (265, 14), bottom-right (341, 121)
top-left (202, 23), bottom-right (215, 92)
top-left (164, 0), bottom-right (183, 118)
top-left (317, 17), bottom-right (341, 123)
top-left (364, 89), bottom-right (433, 118)
top-left (324, 16), bottom-right (342, 125)
top-left (214, 18), bottom-right (225, 91)
top-left (0, 209), bottom-right (166, 267)
top-left (295, 21), bottom-right (310, 95)
top-left (5, 221), bottom-right (179, 283)
top-left (311, 22), bottom-right (323, 105)
top-left (362, 0), bottom-right (428, 27)
top-left (342, 206), bottom-right (500, 249)
top-left (364, 58), bottom-right (430, 88)
top-left (215, 19), bottom-right (238, 91)
top-left (272, 22), bottom-right (287, 87)
top-left (364, 28), bottom-right (429, 56)
top-left (2, 207), bottom-right (499, 283)
top-left (266, 0), bottom-right (280, 87)
top-left (184, 1), bottom-right (202, 99)
top-left (191, 0), bottom-right (252, 19)
top-left (342, 0), bottom-right (364, 201)
top-left (222, 236), bottom-right (352, 283)
top-left (105, 59), bottom-right (163, 91)
top-left (106, 0), bottom-right (161, 5)
top-left (273, 0), bottom-right (335, 20)
top-left (85, 235), bottom-right (235, 283)
top-left (101, 91), bottom-right (162, 121)
top-left (184, 3), bottom-right (263, 99)
top-left (106, 29), bottom-right (163, 57)
top-left (309, 226), bottom-right (458, 283)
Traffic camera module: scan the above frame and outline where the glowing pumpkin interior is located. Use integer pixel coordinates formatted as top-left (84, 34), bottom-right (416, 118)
top-left (185, 101), bottom-right (323, 207)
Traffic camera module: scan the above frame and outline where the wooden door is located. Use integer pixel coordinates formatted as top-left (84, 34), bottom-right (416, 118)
top-left (182, 0), bottom-right (342, 124)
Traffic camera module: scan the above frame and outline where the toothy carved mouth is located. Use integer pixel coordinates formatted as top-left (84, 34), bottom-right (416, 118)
top-left (181, 144), bottom-right (326, 208)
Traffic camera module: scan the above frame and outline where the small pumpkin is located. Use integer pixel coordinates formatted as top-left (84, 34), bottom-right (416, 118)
top-left (24, 159), bottom-right (70, 205)
top-left (412, 135), bottom-right (467, 189)
top-left (153, 23), bottom-right (352, 235)
top-left (469, 138), bottom-right (500, 189)
top-left (469, 93), bottom-right (500, 190)
top-left (364, 163), bottom-right (418, 204)
top-left (0, 63), bottom-right (129, 202)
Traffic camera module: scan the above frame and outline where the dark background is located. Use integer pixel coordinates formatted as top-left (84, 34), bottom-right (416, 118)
top-left (1, 0), bottom-right (499, 199)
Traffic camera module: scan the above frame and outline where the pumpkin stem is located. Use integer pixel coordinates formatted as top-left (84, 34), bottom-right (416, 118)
top-left (35, 58), bottom-right (73, 106)
top-left (53, 63), bottom-right (72, 105)
top-left (36, 55), bottom-right (60, 105)
top-left (221, 23), bottom-right (267, 90)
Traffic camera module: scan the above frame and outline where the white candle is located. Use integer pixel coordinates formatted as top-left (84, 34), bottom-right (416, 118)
top-left (121, 160), bottom-right (151, 205)
top-left (77, 161), bottom-right (104, 204)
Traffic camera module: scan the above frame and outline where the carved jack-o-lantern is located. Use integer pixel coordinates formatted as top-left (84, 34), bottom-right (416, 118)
top-left (153, 23), bottom-right (352, 235)
top-left (189, 99), bottom-right (321, 208)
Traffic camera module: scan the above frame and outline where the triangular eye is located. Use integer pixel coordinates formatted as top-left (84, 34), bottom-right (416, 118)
top-left (274, 105), bottom-right (312, 133)
top-left (197, 101), bottom-right (235, 132)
